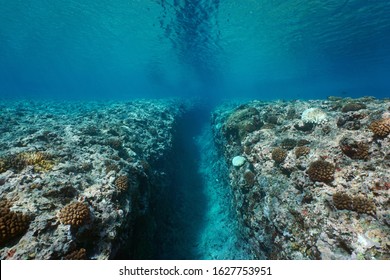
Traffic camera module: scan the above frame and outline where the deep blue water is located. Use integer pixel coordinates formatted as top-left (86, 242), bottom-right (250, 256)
top-left (1, 0), bottom-right (390, 101)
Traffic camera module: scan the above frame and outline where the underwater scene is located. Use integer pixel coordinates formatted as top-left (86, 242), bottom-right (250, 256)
top-left (0, 0), bottom-right (389, 260)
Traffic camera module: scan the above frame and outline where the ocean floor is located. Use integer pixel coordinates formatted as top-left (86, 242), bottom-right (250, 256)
top-left (0, 96), bottom-right (389, 260)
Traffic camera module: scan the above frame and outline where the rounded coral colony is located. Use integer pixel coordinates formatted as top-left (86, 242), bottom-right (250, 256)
top-left (369, 118), bottom-right (390, 137)
top-left (333, 192), bottom-right (376, 215)
top-left (0, 199), bottom-right (30, 246)
top-left (295, 146), bottom-right (310, 158)
top-left (272, 148), bottom-right (287, 163)
top-left (307, 160), bottom-right (335, 183)
top-left (115, 175), bottom-right (129, 192)
top-left (339, 137), bottom-right (369, 160)
top-left (58, 202), bottom-right (90, 228)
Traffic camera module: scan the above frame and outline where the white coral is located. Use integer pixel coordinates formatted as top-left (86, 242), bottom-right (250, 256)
top-left (301, 108), bottom-right (327, 124)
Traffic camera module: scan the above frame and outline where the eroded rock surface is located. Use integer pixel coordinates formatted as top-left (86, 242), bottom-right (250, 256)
top-left (213, 97), bottom-right (390, 260)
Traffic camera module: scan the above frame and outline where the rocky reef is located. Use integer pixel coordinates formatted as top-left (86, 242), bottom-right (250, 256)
top-left (213, 97), bottom-right (390, 260)
top-left (0, 99), bottom-right (187, 259)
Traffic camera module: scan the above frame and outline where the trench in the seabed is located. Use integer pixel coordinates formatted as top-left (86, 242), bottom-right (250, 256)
top-left (127, 104), bottom-right (252, 259)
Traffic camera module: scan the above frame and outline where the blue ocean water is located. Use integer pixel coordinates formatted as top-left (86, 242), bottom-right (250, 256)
top-left (1, 0), bottom-right (390, 101)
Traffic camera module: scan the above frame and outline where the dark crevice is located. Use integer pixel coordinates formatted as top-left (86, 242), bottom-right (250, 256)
top-left (116, 103), bottom-right (215, 259)
top-left (151, 105), bottom-right (211, 259)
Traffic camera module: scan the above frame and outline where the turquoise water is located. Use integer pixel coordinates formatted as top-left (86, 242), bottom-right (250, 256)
top-left (1, 0), bottom-right (390, 100)
top-left (1, 1), bottom-right (390, 260)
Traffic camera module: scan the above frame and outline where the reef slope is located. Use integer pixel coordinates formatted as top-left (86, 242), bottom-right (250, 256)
top-left (0, 99), bottom-right (186, 259)
top-left (213, 97), bottom-right (390, 260)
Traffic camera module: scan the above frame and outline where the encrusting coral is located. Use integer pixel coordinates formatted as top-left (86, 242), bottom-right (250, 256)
top-left (223, 106), bottom-right (263, 141)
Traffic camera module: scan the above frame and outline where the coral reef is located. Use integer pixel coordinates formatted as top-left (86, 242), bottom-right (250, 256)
top-left (0, 99), bottom-right (186, 259)
top-left (213, 97), bottom-right (390, 260)
top-left (0, 151), bottom-right (53, 173)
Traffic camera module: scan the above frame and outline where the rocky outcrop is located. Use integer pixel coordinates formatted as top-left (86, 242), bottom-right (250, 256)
top-left (213, 97), bottom-right (390, 260)
top-left (0, 99), bottom-right (187, 259)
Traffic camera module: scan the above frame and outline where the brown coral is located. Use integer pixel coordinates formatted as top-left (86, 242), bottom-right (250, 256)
top-left (105, 161), bottom-right (120, 174)
top-left (307, 160), bottom-right (335, 183)
top-left (223, 107), bottom-right (263, 141)
top-left (3, 151), bottom-right (53, 172)
top-left (281, 138), bottom-right (297, 150)
top-left (272, 148), bottom-right (287, 163)
top-left (63, 248), bottom-right (87, 260)
top-left (369, 118), bottom-right (390, 137)
top-left (0, 199), bottom-right (30, 246)
top-left (115, 175), bottom-right (129, 192)
top-left (339, 137), bottom-right (369, 160)
top-left (58, 202), bottom-right (90, 228)
top-left (352, 196), bottom-right (376, 215)
top-left (295, 146), bottom-right (310, 158)
top-left (333, 192), bottom-right (376, 215)
top-left (243, 170), bottom-right (256, 186)
top-left (332, 192), bottom-right (353, 210)
top-left (107, 138), bottom-right (122, 150)
top-left (342, 102), bottom-right (366, 113)
top-left (0, 158), bottom-right (7, 173)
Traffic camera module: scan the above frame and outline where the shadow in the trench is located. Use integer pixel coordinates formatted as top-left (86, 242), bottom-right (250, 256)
top-left (152, 104), bottom-right (212, 259)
